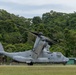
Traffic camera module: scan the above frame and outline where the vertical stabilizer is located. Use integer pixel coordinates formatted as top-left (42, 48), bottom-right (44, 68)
top-left (0, 43), bottom-right (4, 52)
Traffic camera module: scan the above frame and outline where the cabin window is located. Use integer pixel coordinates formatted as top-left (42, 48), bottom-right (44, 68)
top-left (51, 54), bottom-right (53, 56)
top-left (57, 54), bottom-right (61, 58)
top-left (56, 52), bottom-right (61, 58)
top-left (29, 55), bottom-right (31, 56)
top-left (48, 58), bottom-right (50, 59)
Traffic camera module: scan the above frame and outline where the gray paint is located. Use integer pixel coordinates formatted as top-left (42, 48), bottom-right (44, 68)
top-left (0, 34), bottom-right (69, 65)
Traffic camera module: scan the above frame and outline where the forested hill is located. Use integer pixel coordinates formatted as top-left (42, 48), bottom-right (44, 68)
top-left (0, 9), bottom-right (76, 57)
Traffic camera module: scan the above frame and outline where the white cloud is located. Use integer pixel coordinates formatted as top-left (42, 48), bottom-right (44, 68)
top-left (1, 0), bottom-right (76, 6)
top-left (0, 0), bottom-right (76, 18)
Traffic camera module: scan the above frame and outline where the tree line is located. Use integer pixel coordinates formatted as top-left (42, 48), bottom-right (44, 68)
top-left (0, 9), bottom-right (76, 59)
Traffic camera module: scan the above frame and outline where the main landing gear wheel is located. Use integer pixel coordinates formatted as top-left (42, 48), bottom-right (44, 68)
top-left (27, 62), bottom-right (33, 65)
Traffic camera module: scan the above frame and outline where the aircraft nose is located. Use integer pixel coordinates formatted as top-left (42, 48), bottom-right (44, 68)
top-left (63, 57), bottom-right (69, 62)
top-left (66, 58), bottom-right (69, 61)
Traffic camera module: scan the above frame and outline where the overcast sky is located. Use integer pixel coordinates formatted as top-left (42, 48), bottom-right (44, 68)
top-left (0, 0), bottom-right (76, 18)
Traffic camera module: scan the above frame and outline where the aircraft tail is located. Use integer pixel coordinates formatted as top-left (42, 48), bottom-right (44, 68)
top-left (0, 43), bottom-right (4, 52)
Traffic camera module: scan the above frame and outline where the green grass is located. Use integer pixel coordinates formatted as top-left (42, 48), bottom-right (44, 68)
top-left (0, 65), bottom-right (76, 75)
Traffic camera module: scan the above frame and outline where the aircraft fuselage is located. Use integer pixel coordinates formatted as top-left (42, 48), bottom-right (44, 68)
top-left (2, 50), bottom-right (69, 65)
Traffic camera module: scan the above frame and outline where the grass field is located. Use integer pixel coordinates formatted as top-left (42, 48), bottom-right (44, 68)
top-left (0, 65), bottom-right (76, 75)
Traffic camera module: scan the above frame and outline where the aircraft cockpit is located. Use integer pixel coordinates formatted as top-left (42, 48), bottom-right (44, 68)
top-left (56, 52), bottom-right (62, 58)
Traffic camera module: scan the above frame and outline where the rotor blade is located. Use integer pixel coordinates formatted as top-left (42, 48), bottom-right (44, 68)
top-left (17, 25), bottom-right (55, 45)
top-left (30, 32), bottom-right (39, 36)
top-left (45, 39), bottom-right (55, 45)
top-left (43, 37), bottom-right (54, 45)
top-left (17, 25), bottom-right (41, 36)
top-left (31, 32), bottom-right (43, 37)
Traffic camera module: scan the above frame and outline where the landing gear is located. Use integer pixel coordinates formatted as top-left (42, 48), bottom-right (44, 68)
top-left (27, 62), bottom-right (33, 65)
top-left (63, 62), bottom-right (67, 65)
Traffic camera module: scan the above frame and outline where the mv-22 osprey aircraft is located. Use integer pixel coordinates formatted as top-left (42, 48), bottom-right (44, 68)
top-left (0, 31), bottom-right (69, 65)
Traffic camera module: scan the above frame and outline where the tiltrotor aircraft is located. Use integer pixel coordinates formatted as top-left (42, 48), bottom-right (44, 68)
top-left (0, 31), bottom-right (69, 65)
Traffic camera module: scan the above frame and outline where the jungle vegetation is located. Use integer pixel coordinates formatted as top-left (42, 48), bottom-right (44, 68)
top-left (0, 9), bottom-right (76, 58)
